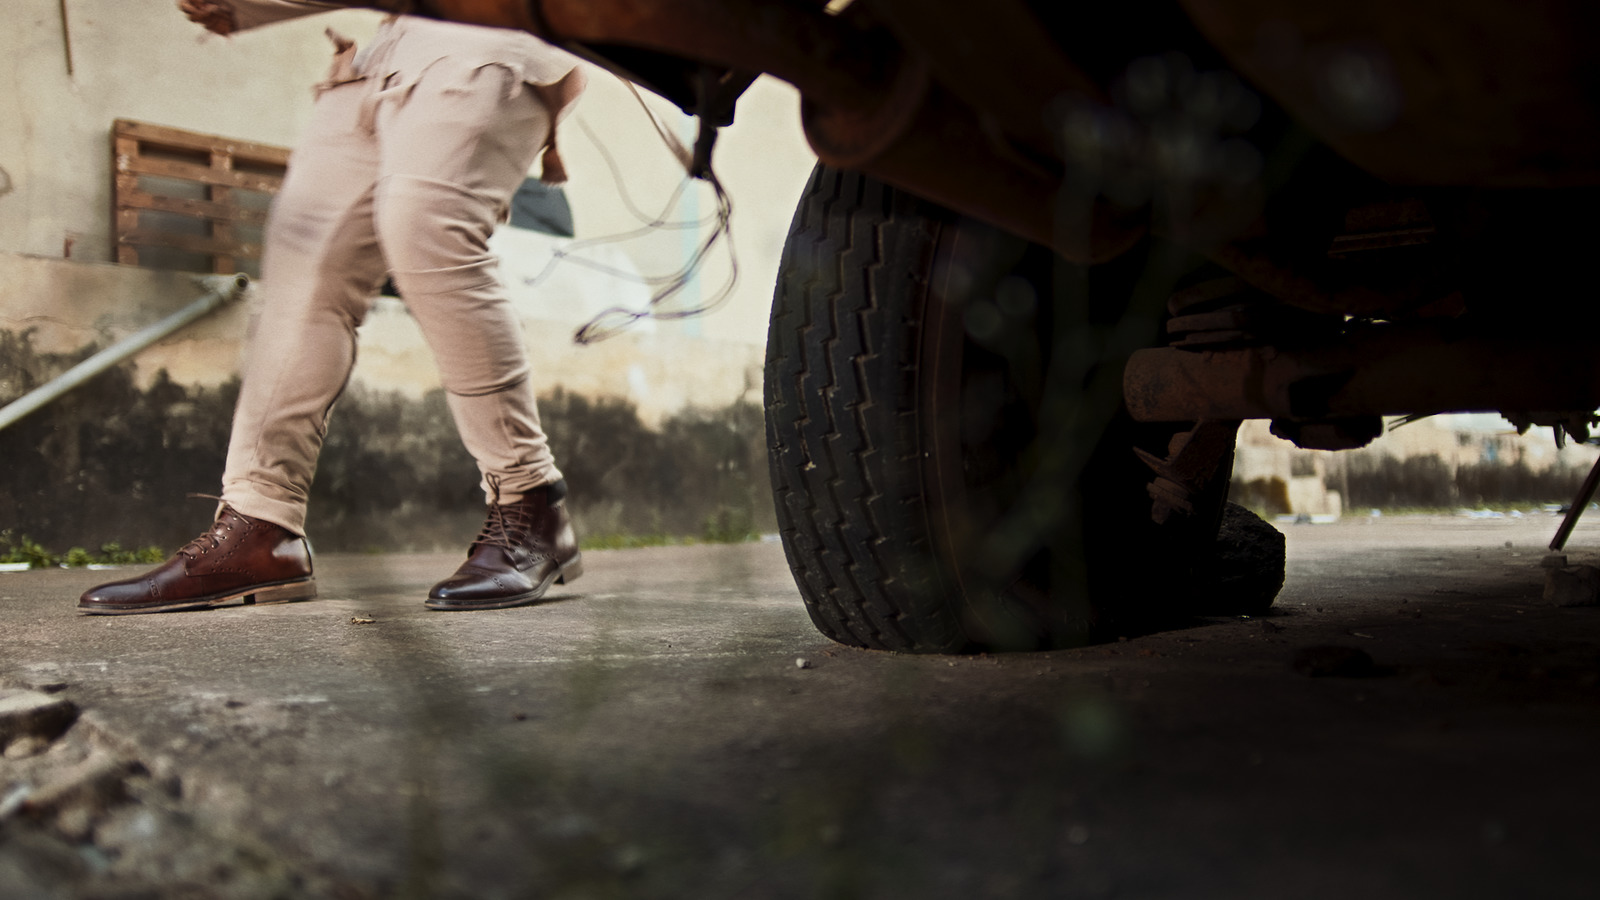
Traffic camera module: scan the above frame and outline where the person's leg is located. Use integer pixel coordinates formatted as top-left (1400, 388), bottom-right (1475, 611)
top-left (370, 57), bottom-right (579, 608)
top-left (372, 57), bottom-right (562, 504)
top-left (222, 81), bottom-right (389, 534)
top-left (79, 80), bottom-right (385, 615)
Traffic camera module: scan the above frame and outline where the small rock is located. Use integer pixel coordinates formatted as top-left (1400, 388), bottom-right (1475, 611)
top-left (3, 734), bottom-right (49, 759)
top-left (22, 751), bottom-right (139, 818)
top-left (1545, 565), bottom-right (1600, 607)
top-left (1291, 645), bottom-right (1379, 677)
top-left (0, 784), bottom-right (30, 820)
top-left (0, 690), bottom-right (78, 751)
top-left (1541, 553), bottom-right (1569, 569)
top-left (94, 806), bottom-right (163, 847)
top-left (794, 658), bottom-right (811, 670)
top-left (1192, 503), bottom-right (1288, 616)
top-left (54, 803), bottom-right (96, 843)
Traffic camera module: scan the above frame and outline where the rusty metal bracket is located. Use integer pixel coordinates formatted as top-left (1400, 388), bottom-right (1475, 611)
top-left (1135, 419), bottom-right (1241, 524)
top-left (687, 66), bottom-right (758, 179)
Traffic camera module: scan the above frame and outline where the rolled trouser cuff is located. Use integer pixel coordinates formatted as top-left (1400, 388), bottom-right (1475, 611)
top-left (443, 381), bottom-right (562, 504)
top-left (218, 484), bottom-right (310, 537)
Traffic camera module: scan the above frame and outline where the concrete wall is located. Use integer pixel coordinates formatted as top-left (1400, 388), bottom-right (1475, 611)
top-left (2, 0), bottom-right (817, 365)
top-left (3, 3), bottom-right (383, 261)
top-left (0, 0), bottom-right (819, 552)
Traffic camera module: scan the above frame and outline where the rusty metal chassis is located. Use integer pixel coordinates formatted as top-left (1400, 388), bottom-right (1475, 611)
top-left (403, 0), bottom-right (1600, 449)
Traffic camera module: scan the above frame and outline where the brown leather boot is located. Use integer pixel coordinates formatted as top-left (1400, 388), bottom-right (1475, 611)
top-left (426, 479), bottom-right (582, 610)
top-left (78, 507), bottom-right (316, 615)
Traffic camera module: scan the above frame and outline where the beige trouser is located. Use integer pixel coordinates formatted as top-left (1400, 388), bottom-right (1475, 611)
top-left (222, 45), bottom-right (561, 535)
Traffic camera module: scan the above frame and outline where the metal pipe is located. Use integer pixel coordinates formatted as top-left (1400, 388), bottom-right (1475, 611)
top-left (1550, 453), bottom-right (1600, 552)
top-left (0, 273), bottom-right (249, 434)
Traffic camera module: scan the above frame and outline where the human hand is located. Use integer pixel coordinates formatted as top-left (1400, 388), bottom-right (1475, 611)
top-left (326, 28), bottom-right (354, 54)
top-left (177, 0), bottom-right (237, 35)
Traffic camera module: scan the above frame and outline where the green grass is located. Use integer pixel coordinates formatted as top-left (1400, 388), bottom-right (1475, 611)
top-left (0, 530), bottom-right (166, 569)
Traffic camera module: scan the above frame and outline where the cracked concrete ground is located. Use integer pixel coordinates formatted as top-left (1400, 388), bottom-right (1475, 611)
top-left (3, 517), bottom-right (1600, 899)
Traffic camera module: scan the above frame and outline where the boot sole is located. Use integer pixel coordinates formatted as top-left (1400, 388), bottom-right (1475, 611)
top-left (425, 554), bottom-right (583, 611)
top-left (78, 578), bottom-right (318, 616)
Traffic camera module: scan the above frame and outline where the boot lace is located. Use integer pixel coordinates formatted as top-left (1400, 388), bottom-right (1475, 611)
top-left (473, 475), bottom-right (541, 552)
top-left (178, 495), bottom-right (237, 558)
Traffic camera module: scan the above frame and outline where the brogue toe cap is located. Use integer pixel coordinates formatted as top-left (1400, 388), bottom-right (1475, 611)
top-left (427, 565), bottom-right (535, 602)
top-left (78, 577), bottom-right (157, 608)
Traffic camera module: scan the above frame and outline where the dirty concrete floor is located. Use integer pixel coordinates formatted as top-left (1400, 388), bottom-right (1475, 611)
top-left (2, 515), bottom-right (1599, 899)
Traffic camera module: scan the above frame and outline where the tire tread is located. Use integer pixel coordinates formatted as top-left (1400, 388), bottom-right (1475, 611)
top-left (766, 166), bottom-right (964, 652)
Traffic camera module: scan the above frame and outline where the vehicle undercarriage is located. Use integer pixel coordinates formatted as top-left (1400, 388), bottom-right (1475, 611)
top-left (367, 0), bottom-right (1600, 651)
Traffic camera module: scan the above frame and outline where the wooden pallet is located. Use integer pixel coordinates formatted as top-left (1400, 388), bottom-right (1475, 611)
top-left (112, 119), bottom-right (290, 274)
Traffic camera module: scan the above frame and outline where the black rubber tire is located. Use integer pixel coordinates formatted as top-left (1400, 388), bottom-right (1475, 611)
top-left (763, 167), bottom-right (959, 652)
top-left (764, 165), bottom-right (1232, 653)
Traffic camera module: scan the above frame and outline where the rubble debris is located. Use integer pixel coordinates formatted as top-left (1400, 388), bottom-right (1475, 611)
top-left (0, 689), bottom-right (317, 897)
top-left (21, 751), bottom-right (142, 830)
top-left (0, 689), bottom-right (78, 753)
top-left (0, 784), bottom-right (28, 819)
top-left (4, 734), bottom-right (50, 759)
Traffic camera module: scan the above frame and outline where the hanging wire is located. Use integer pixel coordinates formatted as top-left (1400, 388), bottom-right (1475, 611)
top-left (575, 167), bottom-right (737, 343)
top-left (621, 79), bottom-right (694, 173)
top-left (573, 116), bottom-right (715, 232)
top-left (513, 73), bottom-right (740, 344)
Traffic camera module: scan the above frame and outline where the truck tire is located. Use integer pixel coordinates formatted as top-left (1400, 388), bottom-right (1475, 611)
top-left (765, 165), bottom-right (1236, 653)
